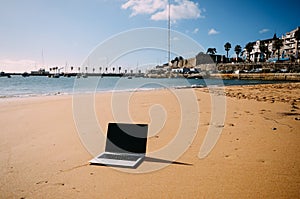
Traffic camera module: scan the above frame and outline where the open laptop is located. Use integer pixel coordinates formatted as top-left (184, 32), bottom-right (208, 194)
top-left (89, 122), bottom-right (148, 168)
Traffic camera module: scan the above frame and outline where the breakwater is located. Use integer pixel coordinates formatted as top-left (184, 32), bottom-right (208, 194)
top-left (210, 73), bottom-right (300, 81)
top-left (215, 62), bottom-right (300, 73)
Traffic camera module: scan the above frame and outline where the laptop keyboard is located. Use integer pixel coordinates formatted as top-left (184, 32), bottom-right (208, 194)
top-left (99, 153), bottom-right (140, 161)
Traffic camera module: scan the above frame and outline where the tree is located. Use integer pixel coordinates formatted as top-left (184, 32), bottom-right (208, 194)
top-left (224, 42), bottom-right (231, 60)
top-left (273, 38), bottom-right (283, 61)
top-left (206, 48), bottom-right (217, 55)
top-left (99, 67), bottom-right (102, 73)
top-left (118, 66), bottom-right (121, 74)
top-left (245, 42), bottom-right (254, 62)
top-left (259, 41), bottom-right (267, 62)
top-left (234, 45), bottom-right (242, 62)
top-left (112, 67), bottom-right (115, 73)
top-left (92, 68), bottom-right (95, 73)
top-left (105, 67), bottom-right (108, 73)
top-left (70, 66), bottom-right (74, 71)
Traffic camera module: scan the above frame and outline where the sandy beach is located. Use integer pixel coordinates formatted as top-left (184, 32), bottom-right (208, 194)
top-left (0, 83), bottom-right (300, 198)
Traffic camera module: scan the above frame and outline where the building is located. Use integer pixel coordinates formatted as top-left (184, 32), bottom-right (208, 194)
top-left (195, 52), bottom-right (225, 65)
top-left (242, 34), bottom-right (277, 62)
top-left (242, 27), bottom-right (300, 62)
top-left (282, 26), bottom-right (300, 59)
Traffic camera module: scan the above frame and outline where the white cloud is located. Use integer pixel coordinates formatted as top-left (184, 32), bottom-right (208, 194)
top-left (121, 0), bottom-right (167, 17)
top-left (192, 28), bottom-right (199, 34)
top-left (121, 0), bottom-right (203, 21)
top-left (208, 28), bottom-right (219, 35)
top-left (259, 28), bottom-right (270, 34)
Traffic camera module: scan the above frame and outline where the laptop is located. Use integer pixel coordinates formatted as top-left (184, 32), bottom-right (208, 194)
top-left (89, 122), bottom-right (148, 168)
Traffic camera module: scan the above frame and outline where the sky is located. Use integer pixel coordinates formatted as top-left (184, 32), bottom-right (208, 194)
top-left (0, 0), bottom-right (299, 72)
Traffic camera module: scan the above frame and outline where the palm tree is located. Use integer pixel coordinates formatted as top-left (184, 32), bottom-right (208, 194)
top-left (118, 66), bottom-right (121, 74)
top-left (234, 45), bottom-right (242, 62)
top-left (259, 41), bottom-right (267, 62)
top-left (70, 66), bottom-right (74, 72)
top-left (85, 67), bottom-right (88, 73)
top-left (112, 67), bottom-right (115, 73)
top-left (245, 42), bottom-right (254, 62)
top-left (105, 67), bottom-right (108, 73)
top-left (99, 67), bottom-right (102, 74)
top-left (78, 67), bottom-right (80, 73)
top-left (273, 38), bottom-right (283, 61)
top-left (92, 68), bottom-right (95, 73)
top-left (224, 42), bottom-right (231, 61)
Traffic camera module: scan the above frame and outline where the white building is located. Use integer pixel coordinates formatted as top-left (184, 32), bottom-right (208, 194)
top-left (242, 27), bottom-right (300, 62)
top-left (282, 26), bottom-right (300, 59)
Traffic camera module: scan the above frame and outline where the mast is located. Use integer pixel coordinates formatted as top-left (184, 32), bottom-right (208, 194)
top-left (41, 48), bottom-right (45, 69)
top-left (168, 0), bottom-right (171, 64)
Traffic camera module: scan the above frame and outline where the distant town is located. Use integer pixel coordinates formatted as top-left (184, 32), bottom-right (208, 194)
top-left (1, 27), bottom-right (299, 80)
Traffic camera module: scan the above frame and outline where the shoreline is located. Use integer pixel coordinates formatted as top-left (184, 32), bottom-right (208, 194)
top-left (0, 79), bottom-right (299, 100)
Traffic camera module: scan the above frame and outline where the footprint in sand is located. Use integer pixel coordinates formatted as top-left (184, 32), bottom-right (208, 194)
top-left (36, 180), bottom-right (48, 185)
top-left (54, 183), bottom-right (65, 186)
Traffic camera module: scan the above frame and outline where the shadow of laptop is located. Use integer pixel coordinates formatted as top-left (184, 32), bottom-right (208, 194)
top-left (90, 156), bottom-right (193, 168)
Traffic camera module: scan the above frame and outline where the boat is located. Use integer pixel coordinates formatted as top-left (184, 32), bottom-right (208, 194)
top-left (0, 72), bottom-right (12, 78)
top-left (22, 72), bottom-right (30, 77)
top-left (53, 73), bottom-right (60, 78)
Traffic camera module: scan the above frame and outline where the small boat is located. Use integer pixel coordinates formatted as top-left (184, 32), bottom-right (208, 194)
top-left (22, 72), bottom-right (30, 77)
top-left (128, 76), bottom-right (132, 79)
top-left (53, 73), bottom-right (60, 78)
top-left (82, 73), bottom-right (88, 78)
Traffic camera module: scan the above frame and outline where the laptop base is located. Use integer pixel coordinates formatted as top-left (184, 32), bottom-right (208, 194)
top-left (89, 152), bottom-right (144, 168)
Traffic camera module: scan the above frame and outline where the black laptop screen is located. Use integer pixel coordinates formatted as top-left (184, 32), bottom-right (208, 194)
top-left (105, 123), bottom-right (148, 154)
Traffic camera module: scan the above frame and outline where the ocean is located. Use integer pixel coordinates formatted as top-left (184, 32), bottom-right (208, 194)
top-left (0, 76), bottom-right (283, 98)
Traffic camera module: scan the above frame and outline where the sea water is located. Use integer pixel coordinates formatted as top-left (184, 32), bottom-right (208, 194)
top-left (0, 75), bottom-right (283, 98)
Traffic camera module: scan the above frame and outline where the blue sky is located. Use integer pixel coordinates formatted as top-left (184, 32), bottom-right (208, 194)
top-left (0, 0), bottom-right (299, 72)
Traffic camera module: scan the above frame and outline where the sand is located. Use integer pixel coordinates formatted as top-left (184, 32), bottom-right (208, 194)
top-left (0, 83), bottom-right (300, 198)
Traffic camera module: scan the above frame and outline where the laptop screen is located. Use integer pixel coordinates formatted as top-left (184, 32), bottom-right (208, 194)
top-left (105, 123), bottom-right (148, 154)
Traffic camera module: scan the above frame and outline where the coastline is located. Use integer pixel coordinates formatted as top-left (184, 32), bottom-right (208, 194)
top-left (1, 75), bottom-right (299, 99)
top-left (0, 83), bottom-right (299, 198)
